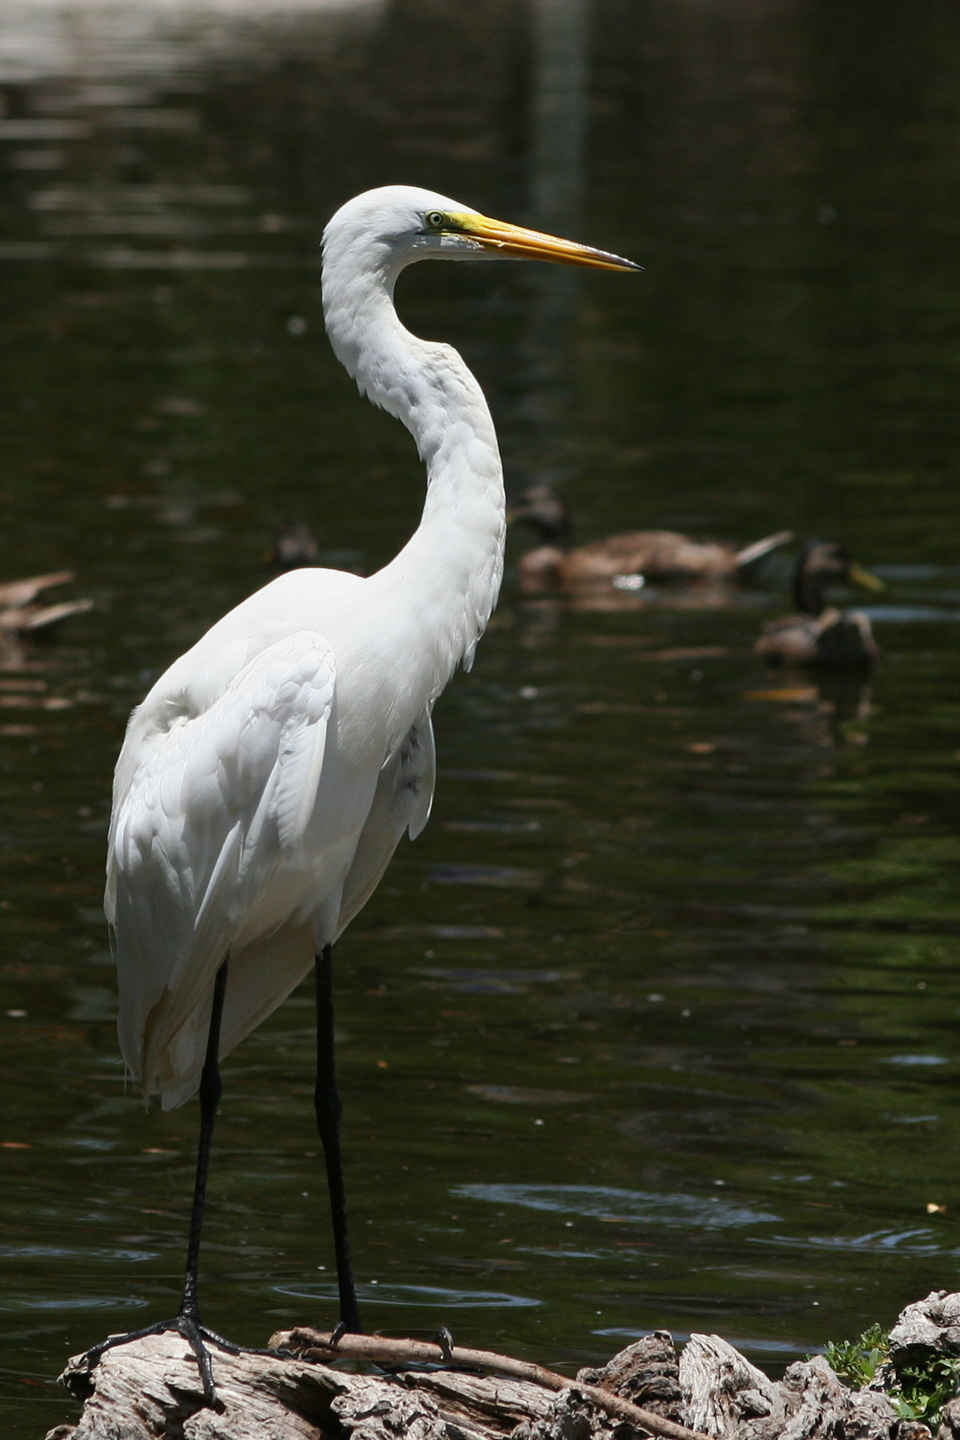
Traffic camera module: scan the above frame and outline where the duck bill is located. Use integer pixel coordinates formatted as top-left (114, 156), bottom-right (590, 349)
top-left (460, 214), bottom-right (641, 272)
top-left (848, 561), bottom-right (885, 593)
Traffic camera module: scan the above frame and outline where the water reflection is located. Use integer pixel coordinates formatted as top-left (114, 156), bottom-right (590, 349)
top-left (1, 1), bottom-right (960, 1436)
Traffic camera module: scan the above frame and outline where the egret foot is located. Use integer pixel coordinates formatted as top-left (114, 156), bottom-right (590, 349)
top-left (364, 1325), bottom-right (458, 1374)
top-left (80, 1313), bottom-right (282, 1409)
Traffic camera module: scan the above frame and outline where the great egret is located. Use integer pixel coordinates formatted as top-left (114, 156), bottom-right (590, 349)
top-left (755, 539), bottom-right (883, 667)
top-left (82, 185), bottom-right (638, 1401)
top-left (510, 483), bottom-right (792, 592)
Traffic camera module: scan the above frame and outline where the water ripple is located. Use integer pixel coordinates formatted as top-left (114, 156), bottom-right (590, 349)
top-left (454, 1184), bottom-right (780, 1230)
top-left (274, 1281), bottom-right (540, 1309)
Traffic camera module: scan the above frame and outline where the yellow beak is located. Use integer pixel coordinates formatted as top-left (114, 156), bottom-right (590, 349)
top-left (457, 213), bottom-right (641, 272)
top-left (848, 561), bottom-right (885, 593)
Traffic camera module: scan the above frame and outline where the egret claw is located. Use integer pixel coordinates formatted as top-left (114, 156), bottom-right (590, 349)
top-left (80, 1315), bottom-right (268, 1410)
top-left (434, 1326), bottom-right (454, 1364)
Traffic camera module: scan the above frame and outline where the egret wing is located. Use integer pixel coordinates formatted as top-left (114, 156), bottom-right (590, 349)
top-left (109, 630), bottom-right (337, 1096)
top-left (158, 706), bottom-right (437, 1109)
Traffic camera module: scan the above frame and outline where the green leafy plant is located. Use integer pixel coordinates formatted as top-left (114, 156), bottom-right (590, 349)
top-left (824, 1323), bottom-right (890, 1390)
top-left (894, 1355), bottom-right (960, 1427)
top-left (822, 1324), bottom-right (960, 1430)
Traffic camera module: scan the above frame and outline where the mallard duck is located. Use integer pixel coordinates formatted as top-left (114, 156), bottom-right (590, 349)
top-left (755, 540), bottom-right (884, 668)
top-left (0, 571), bottom-right (93, 635)
top-left (509, 483), bottom-right (791, 591)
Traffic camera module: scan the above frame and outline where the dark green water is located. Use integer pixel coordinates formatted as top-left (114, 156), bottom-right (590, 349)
top-left (2, 1), bottom-right (960, 1433)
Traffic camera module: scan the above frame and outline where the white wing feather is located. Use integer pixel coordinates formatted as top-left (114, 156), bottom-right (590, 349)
top-left (110, 631), bottom-right (336, 1099)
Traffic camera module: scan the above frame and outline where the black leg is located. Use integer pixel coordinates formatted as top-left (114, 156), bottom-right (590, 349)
top-left (180, 957), bottom-right (229, 1324)
top-left (80, 959), bottom-right (262, 1408)
top-left (315, 945), bottom-right (362, 1333)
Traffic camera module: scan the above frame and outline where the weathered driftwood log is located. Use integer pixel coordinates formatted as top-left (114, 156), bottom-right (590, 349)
top-left (677, 1289), bottom-right (960, 1440)
top-left (47, 1327), bottom-right (709, 1440)
top-left (280, 1327), bottom-right (700, 1440)
top-left (889, 1293), bottom-right (960, 1361)
top-left (45, 1291), bottom-right (960, 1440)
top-left (680, 1337), bottom-right (902, 1439)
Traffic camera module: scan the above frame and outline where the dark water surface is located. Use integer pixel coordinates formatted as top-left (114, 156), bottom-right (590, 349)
top-left (2, 1), bottom-right (960, 1433)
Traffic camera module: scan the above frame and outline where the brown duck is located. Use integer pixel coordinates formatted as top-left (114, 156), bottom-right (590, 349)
top-left (755, 540), bottom-right (884, 668)
top-left (0, 570), bottom-right (93, 635)
top-left (509, 484), bottom-right (792, 591)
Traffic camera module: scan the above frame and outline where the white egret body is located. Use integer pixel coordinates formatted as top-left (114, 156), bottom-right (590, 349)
top-left (96, 185), bottom-right (637, 1389)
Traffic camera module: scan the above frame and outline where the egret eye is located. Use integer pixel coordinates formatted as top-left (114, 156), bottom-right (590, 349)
top-left (425, 211), bottom-right (446, 230)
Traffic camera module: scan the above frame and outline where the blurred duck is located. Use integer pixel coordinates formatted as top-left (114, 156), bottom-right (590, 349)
top-left (509, 483), bottom-right (792, 591)
top-left (755, 540), bottom-right (884, 668)
top-left (0, 570), bottom-right (93, 635)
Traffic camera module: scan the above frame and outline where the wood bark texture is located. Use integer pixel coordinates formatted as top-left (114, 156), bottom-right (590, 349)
top-left (46, 1328), bottom-right (704, 1440)
top-left (44, 1290), bottom-right (960, 1440)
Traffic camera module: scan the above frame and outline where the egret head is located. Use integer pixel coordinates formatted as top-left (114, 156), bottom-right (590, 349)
top-left (322, 184), bottom-right (640, 279)
top-left (321, 186), bottom-right (639, 428)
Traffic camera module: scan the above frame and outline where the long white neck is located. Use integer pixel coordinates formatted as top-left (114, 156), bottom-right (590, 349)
top-left (322, 243), bottom-right (505, 688)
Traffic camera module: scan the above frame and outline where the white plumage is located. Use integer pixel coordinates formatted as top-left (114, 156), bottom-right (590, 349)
top-left (106, 183), bottom-right (636, 1116)
top-left (82, 187), bottom-right (637, 1389)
